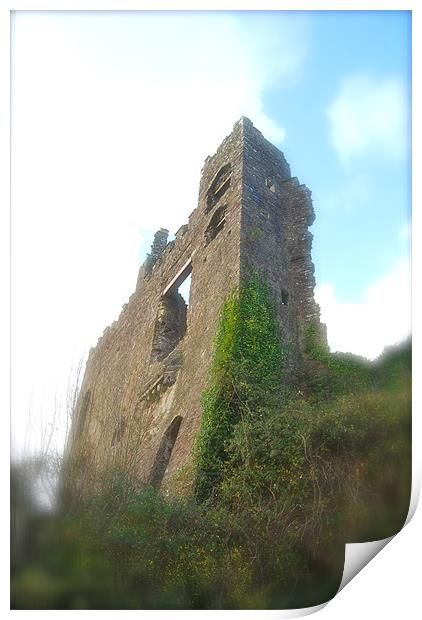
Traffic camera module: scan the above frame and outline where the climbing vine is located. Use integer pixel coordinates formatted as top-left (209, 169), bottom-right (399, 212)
top-left (194, 274), bottom-right (286, 502)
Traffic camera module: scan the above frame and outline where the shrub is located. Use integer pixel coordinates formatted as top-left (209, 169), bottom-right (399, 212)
top-left (11, 280), bottom-right (411, 609)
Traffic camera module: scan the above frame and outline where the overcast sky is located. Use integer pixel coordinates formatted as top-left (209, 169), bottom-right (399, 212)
top-left (11, 10), bottom-right (411, 456)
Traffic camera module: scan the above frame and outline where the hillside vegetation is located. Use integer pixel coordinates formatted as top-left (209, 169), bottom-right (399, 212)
top-left (11, 277), bottom-right (411, 609)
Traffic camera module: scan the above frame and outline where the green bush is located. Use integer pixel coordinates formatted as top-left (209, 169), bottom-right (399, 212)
top-left (11, 278), bottom-right (411, 610)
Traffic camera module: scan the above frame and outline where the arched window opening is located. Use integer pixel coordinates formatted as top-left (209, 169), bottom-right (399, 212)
top-left (148, 416), bottom-right (183, 488)
top-left (204, 204), bottom-right (227, 246)
top-left (206, 163), bottom-right (231, 212)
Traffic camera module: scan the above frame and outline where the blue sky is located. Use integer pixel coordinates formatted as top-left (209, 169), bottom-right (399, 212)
top-left (260, 10), bottom-right (411, 302)
top-left (11, 10), bottom-right (411, 454)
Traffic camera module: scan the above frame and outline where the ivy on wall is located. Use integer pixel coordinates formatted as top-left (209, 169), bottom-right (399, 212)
top-left (194, 274), bottom-right (286, 502)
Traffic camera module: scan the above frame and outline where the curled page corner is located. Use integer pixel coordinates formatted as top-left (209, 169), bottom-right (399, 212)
top-left (230, 601), bottom-right (329, 619)
top-left (271, 601), bottom-right (328, 618)
top-left (337, 475), bottom-right (420, 595)
top-left (282, 602), bottom-right (328, 617)
top-left (404, 475), bottom-right (420, 527)
top-left (237, 483), bottom-right (420, 620)
top-left (338, 536), bottom-right (394, 593)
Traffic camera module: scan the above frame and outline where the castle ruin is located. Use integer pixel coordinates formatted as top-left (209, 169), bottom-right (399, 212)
top-left (68, 117), bottom-right (326, 494)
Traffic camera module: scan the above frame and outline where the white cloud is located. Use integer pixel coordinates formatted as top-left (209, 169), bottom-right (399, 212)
top-left (315, 258), bottom-right (411, 360)
top-left (11, 12), bottom-right (308, 455)
top-left (327, 73), bottom-right (408, 165)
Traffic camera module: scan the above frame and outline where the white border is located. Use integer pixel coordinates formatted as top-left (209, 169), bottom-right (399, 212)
top-left (3, 2), bottom-right (420, 617)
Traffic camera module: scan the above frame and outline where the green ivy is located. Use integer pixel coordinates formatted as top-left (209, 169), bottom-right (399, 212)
top-left (194, 274), bottom-right (286, 502)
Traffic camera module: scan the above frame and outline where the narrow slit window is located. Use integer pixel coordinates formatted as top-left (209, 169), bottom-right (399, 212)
top-left (148, 416), bottom-right (183, 488)
top-left (265, 178), bottom-right (276, 193)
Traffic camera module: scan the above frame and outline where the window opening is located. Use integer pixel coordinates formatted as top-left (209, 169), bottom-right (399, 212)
top-left (206, 163), bottom-right (232, 212)
top-left (151, 260), bottom-right (192, 362)
top-left (265, 178), bottom-right (276, 193)
top-left (281, 289), bottom-right (289, 305)
top-left (178, 273), bottom-right (192, 306)
top-left (204, 204), bottom-right (227, 246)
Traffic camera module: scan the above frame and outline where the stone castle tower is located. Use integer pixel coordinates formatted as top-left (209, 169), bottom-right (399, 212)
top-left (68, 117), bottom-right (326, 494)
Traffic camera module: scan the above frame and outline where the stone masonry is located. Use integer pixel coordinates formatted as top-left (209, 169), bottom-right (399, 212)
top-left (67, 117), bottom-right (326, 495)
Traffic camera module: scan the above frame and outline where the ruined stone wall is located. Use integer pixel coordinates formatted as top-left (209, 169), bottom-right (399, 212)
top-left (240, 118), bottom-right (325, 378)
top-left (68, 117), bottom-right (326, 494)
